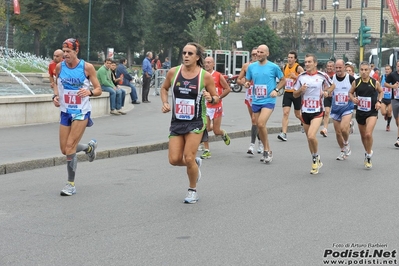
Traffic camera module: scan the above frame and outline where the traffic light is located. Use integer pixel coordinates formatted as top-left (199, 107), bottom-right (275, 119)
top-left (360, 24), bottom-right (371, 46)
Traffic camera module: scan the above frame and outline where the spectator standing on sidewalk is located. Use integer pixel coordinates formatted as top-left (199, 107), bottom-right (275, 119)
top-left (116, 58), bottom-right (140, 104)
top-left (52, 38), bottom-right (102, 196)
top-left (142, 52), bottom-right (153, 103)
top-left (48, 49), bottom-right (64, 91)
top-left (97, 58), bottom-right (126, 115)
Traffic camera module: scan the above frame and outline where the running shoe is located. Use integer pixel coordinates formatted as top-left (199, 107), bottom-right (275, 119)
top-left (364, 156), bottom-right (372, 169)
top-left (222, 131), bottom-right (231, 145)
top-left (60, 183), bottom-right (76, 196)
top-left (200, 150), bottom-right (211, 159)
top-left (257, 141), bottom-right (264, 154)
top-left (277, 132), bottom-right (287, 141)
top-left (386, 125), bottom-right (390, 132)
top-left (87, 139), bottom-right (97, 162)
top-left (198, 143), bottom-right (204, 151)
top-left (394, 140), bottom-right (399, 148)
top-left (301, 125), bottom-right (305, 133)
top-left (247, 143), bottom-right (255, 155)
top-left (344, 144), bottom-right (351, 157)
top-left (336, 151), bottom-right (346, 161)
top-left (310, 155), bottom-right (323, 175)
top-left (184, 189), bottom-right (199, 204)
top-left (320, 128), bottom-right (328, 137)
top-left (349, 120), bottom-right (354, 134)
top-left (264, 151), bottom-right (273, 163)
top-left (260, 151), bottom-right (269, 163)
top-left (195, 157), bottom-right (202, 183)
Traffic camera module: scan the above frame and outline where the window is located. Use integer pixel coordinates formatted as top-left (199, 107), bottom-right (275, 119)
top-left (383, 0), bottom-right (388, 8)
top-left (383, 18), bottom-right (389, 33)
top-left (272, 20), bottom-right (278, 30)
top-left (321, 42), bottom-right (325, 49)
top-left (309, 0), bottom-right (314, 10)
top-left (245, 0), bottom-right (251, 10)
top-left (284, 0), bottom-right (290, 11)
top-left (346, 42), bottom-right (350, 51)
top-left (346, 0), bottom-right (352, 8)
top-left (308, 18), bottom-right (314, 33)
top-left (261, 0), bottom-right (266, 9)
top-left (363, 0), bottom-right (368, 7)
top-left (273, 0), bottom-right (278, 11)
top-left (321, 0), bottom-right (327, 10)
top-left (334, 19), bottom-right (339, 34)
top-left (320, 18), bottom-right (326, 33)
top-left (345, 17), bottom-right (351, 33)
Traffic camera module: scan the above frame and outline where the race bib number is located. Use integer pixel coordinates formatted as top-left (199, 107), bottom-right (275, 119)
top-left (303, 96), bottom-right (321, 112)
top-left (175, 98), bottom-right (195, 120)
top-left (64, 89), bottom-right (83, 114)
top-left (394, 88), bottom-right (399, 99)
top-left (357, 96), bottom-right (371, 111)
top-left (254, 85), bottom-right (267, 99)
top-left (383, 87), bottom-right (392, 99)
top-left (285, 78), bottom-right (294, 90)
top-left (334, 88), bottom-right (349, 106)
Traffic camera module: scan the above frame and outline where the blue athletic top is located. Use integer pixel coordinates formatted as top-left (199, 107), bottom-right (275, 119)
top-left (246, 61), bottom-right (283, 105)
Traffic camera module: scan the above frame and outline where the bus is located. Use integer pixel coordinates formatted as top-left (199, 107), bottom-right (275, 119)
top-left (365, 47), bottom-right (399, 74)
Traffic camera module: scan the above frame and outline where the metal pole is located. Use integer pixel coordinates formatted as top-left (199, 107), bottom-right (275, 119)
top-left (360, 0), bottom-right (364, 62)
top-left (87, 0), bottom-right (92, 61)
top-left (5, 0), bottom-right (10, 58)
top-left (378, 0), bottom-right (383, 70)
top-left (227, 9), bottom-right (230, 51)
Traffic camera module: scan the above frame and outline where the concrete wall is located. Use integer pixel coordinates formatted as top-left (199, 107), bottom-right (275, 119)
top-left (0, 87), bottom-right (132, 128)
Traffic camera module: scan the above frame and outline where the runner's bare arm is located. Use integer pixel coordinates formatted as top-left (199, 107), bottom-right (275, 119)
top-left (160, 67), bottom-right (176, 113)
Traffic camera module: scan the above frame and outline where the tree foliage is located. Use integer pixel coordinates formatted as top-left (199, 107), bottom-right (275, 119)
top-left (382, 24), bottom-right (399, 48)
top-left (243, 26), bottom-right (282, 62)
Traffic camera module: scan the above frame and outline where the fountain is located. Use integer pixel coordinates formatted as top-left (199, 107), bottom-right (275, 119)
top-left (0, 47), bottom-right (51, 96)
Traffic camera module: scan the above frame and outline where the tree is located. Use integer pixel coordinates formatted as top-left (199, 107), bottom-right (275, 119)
top-left (382, 24), bottom-right (399, 48)
top-left (243, 26), bottom-right (282, 62)
top-left (185, 9), bottom-right (209, 45)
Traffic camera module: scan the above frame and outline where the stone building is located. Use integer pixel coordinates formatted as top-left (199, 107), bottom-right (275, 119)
top-left (237, 0), bottom-right (394, 62)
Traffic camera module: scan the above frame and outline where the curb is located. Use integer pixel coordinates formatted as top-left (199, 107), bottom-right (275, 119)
top-left (0, 124), bottom-right (302, 175)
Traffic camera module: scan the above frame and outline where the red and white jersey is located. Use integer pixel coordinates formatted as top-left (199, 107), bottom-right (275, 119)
top-left (294, 71), bottom-right (333, 113)
top-left (206, 71), bottom-right (223, 109)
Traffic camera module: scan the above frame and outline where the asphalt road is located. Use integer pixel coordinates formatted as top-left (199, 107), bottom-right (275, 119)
top-left (0, 114), bottom-right (398, 265)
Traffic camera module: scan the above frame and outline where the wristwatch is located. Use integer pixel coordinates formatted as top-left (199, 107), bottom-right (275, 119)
top-left (377, 99), bottom-right (382, 103)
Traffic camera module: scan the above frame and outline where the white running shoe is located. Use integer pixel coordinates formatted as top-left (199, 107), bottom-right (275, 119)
top-left (184, 189), bottom-right (199, 203)
top-left (336, 151), bottom-right (346, 161)
top-left (257, 141), bottom-right (264, 154)
top-left (247, 143), bottom-right (255, 155)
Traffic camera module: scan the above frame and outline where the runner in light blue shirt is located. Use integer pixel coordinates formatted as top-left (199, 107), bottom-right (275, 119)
top-left (244, 44), bottom-right (285, 164)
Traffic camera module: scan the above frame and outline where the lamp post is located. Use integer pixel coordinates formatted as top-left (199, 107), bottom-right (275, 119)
top-left (296, 0), bottom-right (304, 53)
top-left (87, 0), bottom-right (92, 61)
top-left (260, 8), bottom-right (266, 23)
top-left (331, 1), bottom-right (339, 60)
top-left (218, 7), bottom-right (240, 50)
top-left (5, 0), bottom-right (10, 58)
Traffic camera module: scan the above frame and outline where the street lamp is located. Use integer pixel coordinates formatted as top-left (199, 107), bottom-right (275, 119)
top-left (218, 7), bottom-right (240, 50)
top-left (260, 8), bottom-right (266, 22)
top-left (296, 0), bottom-right (304, 53)
top-left (331, 1), bottom-right (339, 60)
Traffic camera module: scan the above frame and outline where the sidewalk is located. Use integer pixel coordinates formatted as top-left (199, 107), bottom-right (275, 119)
top-left (0, 92), bottom-right (301, 174)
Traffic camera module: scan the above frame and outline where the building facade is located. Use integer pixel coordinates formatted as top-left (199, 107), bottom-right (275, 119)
top-left (238, 0), bottom-right (394, 62)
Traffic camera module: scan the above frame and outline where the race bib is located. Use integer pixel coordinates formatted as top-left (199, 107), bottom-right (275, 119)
top-left (357, 96), bottom-right (372, 111)
top-left (303, 96), bottom-right (321, 112)
top-left (175, 98), bottom-right (195, 120)
top-left (334, 87), bottom-right (349, 106)
top-left (394, 88), bottom-right (399, 99)
top-left (383, 87), bottom-right (392, 99)
top-left (64, 89), bottom-right (83, 114)
top-left (285, 78), bottom-right (294, 90)
top-left (254, 84), bottom-right (267, 99)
